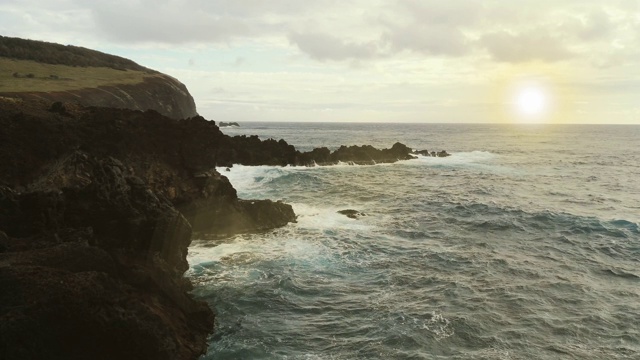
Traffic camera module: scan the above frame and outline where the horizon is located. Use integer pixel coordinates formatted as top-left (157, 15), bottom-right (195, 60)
top-left (1, 1), bottom-right (639, 125)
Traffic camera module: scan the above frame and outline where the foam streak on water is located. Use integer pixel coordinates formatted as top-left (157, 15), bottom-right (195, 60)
top-left (190, 123), bottom-right (640, 359)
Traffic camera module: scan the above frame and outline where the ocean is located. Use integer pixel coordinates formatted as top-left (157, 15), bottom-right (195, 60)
top-left (188, 123), bottom-right (640, 359)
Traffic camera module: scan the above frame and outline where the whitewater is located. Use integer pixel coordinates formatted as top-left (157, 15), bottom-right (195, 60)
top-left (188, 122), bottom-right (640, 359)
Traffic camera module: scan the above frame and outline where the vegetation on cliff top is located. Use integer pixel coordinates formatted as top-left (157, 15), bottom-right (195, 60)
top-left (0, 35), bottom-right (148, 70)
top-left (0, 57), bottom-right (151, 92)
top-left (0, 34), bottom-right (158, 93)
top-left (0, 36), bottom-right (197, 119)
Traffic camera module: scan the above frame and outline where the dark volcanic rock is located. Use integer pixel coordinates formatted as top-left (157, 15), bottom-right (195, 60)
top-left (0, 152), bottom-right (213, 360)
top-left (296, 142), bottom-right (416, 166)
top-left (219, 121), bottom-right (240, 127)
top-left (413, 149), bottom-right (451, 157)
top-left (414, 149), bottom-right (431, 156)
top-left (337, 209), bottom-right (366, 219)
top-left (0, 99), bottom-right (298, 359)
top-left (216, 135), bottom-right (298, 166)
top-left (176, 171), bottom-right (296, 236)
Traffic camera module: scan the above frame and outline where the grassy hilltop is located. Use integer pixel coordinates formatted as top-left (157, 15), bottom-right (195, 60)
top-left (0, 57), bottom-right (151, 92)
top-left (0, 35), bottom-right (197, 119)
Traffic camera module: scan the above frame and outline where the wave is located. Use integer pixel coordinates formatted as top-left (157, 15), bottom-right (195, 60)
top-left (412, 150), bottom-right (497, 163)
top-left (438, 201), bottom-right (640, 241)
top-left (402, 151), bottom-right (523, 176)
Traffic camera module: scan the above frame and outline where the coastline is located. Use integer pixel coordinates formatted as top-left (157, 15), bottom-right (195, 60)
top-left (0, 98), bottom-right (424, 359)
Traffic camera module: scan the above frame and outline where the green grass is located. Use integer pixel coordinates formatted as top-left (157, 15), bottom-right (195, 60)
top-left (0, 57), bottom-right (152, 93)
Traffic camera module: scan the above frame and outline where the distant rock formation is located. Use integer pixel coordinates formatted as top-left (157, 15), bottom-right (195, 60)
top-left (219, 121), bottom-right (240, 127)
top-left (213, 136), bottom-right (424, 167)
top-left (297, 142), bottom-right (417, 165)
top-left (0, 98), bottom-right (296, 359)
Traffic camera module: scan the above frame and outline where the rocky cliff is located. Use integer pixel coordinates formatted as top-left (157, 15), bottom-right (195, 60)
top-left (0, 35), bottom-right (197, 119)
top-left (0, 98), bottom-right (296, 359)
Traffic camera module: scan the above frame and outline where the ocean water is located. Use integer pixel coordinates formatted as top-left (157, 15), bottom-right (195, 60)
top-left (188, 123), bottom-right (640, 359)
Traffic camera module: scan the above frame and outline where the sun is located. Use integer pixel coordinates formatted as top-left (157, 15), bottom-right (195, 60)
top-left (510, 81), bottom-right (552, 123)
top-left (516, 86), bottom-right (546, 116)
top-left (489, 64), bottom-right (570, 124)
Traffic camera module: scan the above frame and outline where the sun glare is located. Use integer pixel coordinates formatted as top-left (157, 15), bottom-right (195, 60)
top-left (509, 80), bottom-right (554, 123)
top-left (490, 65), bottom-right (568, 124)
top-left (516, 86), bottom-right (546, 116)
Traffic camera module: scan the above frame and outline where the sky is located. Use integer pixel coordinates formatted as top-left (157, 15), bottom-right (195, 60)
top-left (1, 0), bottom-right (640, 124)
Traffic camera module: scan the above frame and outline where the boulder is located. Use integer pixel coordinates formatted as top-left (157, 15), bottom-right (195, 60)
top-left (338, 209), bottom-right (366, 219)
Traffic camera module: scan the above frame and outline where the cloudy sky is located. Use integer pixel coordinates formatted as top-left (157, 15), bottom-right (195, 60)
top-left (2, 0), bottom-right (640, 124)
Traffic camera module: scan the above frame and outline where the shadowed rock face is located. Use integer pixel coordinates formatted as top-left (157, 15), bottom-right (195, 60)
top-left (0, 156), bottom-right (213, 360)
top-left (0, 99), bottom-right (296, 359)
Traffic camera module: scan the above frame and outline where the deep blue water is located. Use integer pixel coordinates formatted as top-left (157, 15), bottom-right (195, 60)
top-left (189, 123), bottom-right (640, 359)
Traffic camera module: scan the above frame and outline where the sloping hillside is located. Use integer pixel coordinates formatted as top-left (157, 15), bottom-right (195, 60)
top-left (0, 36), bottom-right (197, 119)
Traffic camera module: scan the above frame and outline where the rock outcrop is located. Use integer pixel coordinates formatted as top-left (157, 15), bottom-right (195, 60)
top-left (213, 136), bottom-right (421, 167)
top-left (0, 98), bottom-right (296, 359)
top-left (219, 121), bottom-right (240, 127)
top-left (337, 209), bottom-right (366, 219)
top-left (296, 142), bottom-right (417, 165)
top-left (413, 149), bottom-right (451, 157)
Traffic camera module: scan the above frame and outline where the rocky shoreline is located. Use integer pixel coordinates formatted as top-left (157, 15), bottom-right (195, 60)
top-left (0, 98), bottom-right (449, 359)
top-left (0, 99), bottom-right (295, 359)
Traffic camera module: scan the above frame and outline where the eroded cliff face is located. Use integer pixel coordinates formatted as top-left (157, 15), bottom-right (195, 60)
top-left (0, 99), bottom-right (296, 359)
top-left (0, 74), bottom-right (197, 120)
top-left (0, 156), bottom-right (212, 360)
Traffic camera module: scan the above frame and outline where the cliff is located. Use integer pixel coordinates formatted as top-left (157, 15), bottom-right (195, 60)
top-left (0, 36), bottom-right (197, 119)
top-left (0, 98), bottom-right (296, 359)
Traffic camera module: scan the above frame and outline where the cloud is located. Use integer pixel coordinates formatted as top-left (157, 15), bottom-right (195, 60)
top-left (578, 9), bottom-right (614, 41)
top-left (481, 30), bottom-right (574, 63)
top-left (375, 0), bottom-right (480, 56)
top-left (90, 1), bottom-right (254, 43)
top-left (3, 0), bottom-right (640, 69)
top-left (85, 0), bottom-right (351, 44)
top-left (288, 32), bottom-right (382, 61)
top-left (382, 24), bottom-right (470, 56)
